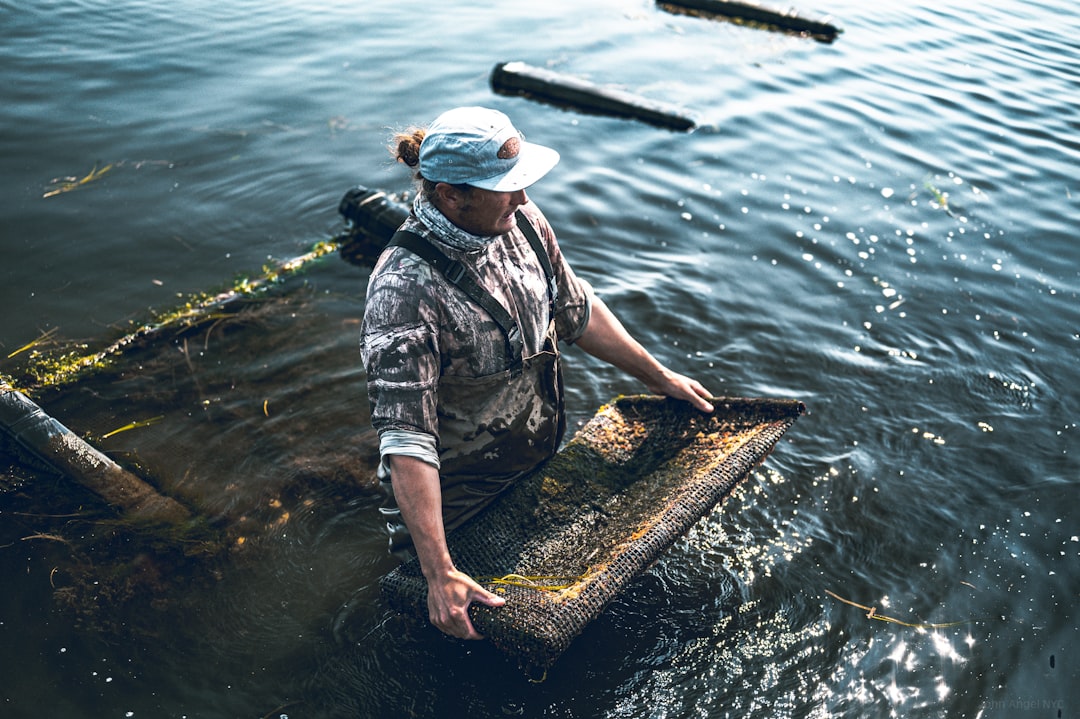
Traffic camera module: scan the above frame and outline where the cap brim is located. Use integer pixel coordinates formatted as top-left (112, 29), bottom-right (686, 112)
top-left (469, 141), bottom-right (560, 192)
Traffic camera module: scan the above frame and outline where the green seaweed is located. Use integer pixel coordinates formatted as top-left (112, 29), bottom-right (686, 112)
top-left (6, 239), bottom-right (342, 392)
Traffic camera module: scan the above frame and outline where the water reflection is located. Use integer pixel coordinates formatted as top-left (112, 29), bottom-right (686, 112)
top-left (823, 625), bottom-right (979, 717)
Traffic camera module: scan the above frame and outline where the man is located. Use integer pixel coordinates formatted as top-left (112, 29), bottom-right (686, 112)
top-left (361, 107), bottom-right (713, 640)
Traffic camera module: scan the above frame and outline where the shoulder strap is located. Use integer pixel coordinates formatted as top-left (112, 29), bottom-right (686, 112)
top-left (387, 229), bottom-right (523, 359)
top-left (386, 214), bottom-right (559, 360)
top-left (514, 210), bottom-right (558, 309)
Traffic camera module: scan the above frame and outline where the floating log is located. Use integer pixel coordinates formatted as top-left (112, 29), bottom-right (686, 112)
top-left (491, 61), bottom-right (697, 132)
top-left (658, 0), bottom-right (841, 42)
top-left (0, 380), bottom-right (191, 524)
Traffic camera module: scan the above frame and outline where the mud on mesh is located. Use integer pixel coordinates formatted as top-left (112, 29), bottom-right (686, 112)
top-left (380, 395), bottom-right (804, 675)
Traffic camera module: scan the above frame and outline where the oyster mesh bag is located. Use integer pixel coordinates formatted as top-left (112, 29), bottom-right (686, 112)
top-left (380, 395), bottom-right (804, 675)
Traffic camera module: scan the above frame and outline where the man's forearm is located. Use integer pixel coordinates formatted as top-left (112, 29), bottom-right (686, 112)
top-left (385, 453), bottom-right (505, 639)
top-left (575, 296), bottom-right (715, 413)
top-left (386, 454), bottom-right (454, 579)
top-left (576, 296), bottom-right (668, 387)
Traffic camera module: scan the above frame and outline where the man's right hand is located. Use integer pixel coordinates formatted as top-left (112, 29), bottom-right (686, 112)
top-left (426, 568), bottom-right (506, 640)
top-left (387, 453), bottom-right (506, 640)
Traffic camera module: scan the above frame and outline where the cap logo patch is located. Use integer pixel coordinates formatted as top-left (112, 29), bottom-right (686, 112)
top-left (497, 137), bottom-right (521, 160)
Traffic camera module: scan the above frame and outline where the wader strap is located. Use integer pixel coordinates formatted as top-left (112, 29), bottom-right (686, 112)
top-left (514, 210), bottom-right (558, 311)
top-left (387, 213), bottom-right (558, 361)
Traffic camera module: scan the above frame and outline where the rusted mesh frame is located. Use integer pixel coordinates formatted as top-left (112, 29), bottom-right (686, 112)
top-left (380, 395), bottom-right (804, 674)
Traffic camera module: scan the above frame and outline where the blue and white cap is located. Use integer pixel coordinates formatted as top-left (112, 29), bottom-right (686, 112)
top-left (419, 107), bottom-right (560, 192)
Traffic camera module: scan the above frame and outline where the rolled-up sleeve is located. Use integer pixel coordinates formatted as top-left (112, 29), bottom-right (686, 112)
top-left (361, 250), bottom-right (442, 441)
top-left (375, 428), bottom-right (440, 481)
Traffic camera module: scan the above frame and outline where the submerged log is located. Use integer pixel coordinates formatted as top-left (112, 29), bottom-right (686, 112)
top-left (12, 243), bottom-right (343, 391)
top-left (0, 380), bottom-right (191, 524)
top-left (658, 0), bottom-right (841, 42)
top-left (491, 61), bottom-right (697, 132)
top-left (0, 189), bottom-right (405, 526)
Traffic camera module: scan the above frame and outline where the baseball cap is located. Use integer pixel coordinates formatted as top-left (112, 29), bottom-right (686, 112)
top-left (418, 107), bottom-right (560, 192)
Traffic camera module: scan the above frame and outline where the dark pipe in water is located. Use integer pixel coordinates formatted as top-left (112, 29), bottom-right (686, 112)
top-left (657, 0), bottom-right (841, 42)
top-left (337, 186), bottom-right (411, 264)
top-left (490, 61), bottom-right (697, 132)
top-left (338, 187), bottom-right (410, 243)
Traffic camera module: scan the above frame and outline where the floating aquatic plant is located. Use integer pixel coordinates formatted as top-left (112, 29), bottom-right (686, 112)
top-left (43, 163), bottom-right (113, 198)
top-left (924, 177), bottom-right (952, 214)
top-left (6, 327), bottom-right (59, 359)
top-left (100, 415), bottom-right (165, 440)
top-left (825, 589), bottom-right (974, 629)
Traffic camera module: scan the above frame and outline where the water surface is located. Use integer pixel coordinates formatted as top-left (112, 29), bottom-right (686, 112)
top-left (2, 0), bottom-right (1077, 717)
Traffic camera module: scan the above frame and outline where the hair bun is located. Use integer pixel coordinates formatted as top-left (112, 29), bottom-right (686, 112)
top-left (394, 128), bottom-right (426, 168)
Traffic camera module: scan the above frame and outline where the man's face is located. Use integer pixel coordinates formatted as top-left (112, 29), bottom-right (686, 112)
top-left (449, 186), bottom-right (529, 237)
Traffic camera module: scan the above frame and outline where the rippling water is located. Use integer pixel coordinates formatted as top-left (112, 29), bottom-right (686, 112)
top-left (2, 0), bottom-right (1077, 717)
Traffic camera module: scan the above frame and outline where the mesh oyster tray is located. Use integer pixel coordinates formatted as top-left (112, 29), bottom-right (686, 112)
top-left (380, 394), bottom-right (805, 675)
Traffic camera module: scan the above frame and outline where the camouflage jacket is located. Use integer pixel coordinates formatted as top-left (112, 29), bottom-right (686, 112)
top-left (361, 201), bottom-right (592, 481)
